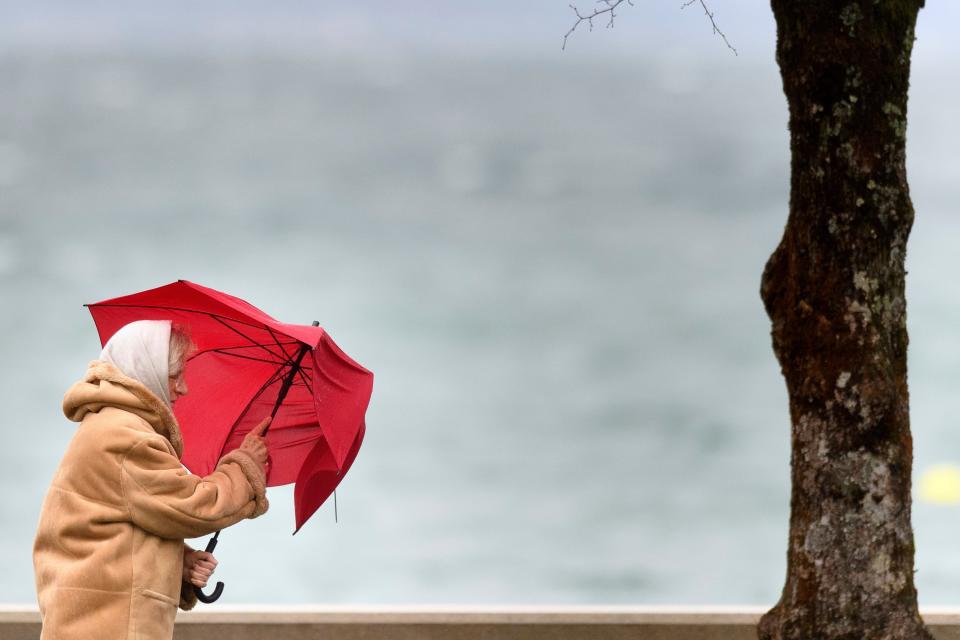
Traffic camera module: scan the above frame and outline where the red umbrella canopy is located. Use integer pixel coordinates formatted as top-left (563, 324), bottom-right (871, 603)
top-left (86, 280), bottom-right (373, 532)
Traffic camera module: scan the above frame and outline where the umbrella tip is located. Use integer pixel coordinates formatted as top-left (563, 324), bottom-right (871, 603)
top-left (312, 320), bottom-right (319, 327)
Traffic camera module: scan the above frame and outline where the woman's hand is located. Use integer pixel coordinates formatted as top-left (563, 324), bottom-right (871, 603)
top-left (183, 549), bottom-right (218, 588)
top-left (240, 416), bottom-right (271, 467)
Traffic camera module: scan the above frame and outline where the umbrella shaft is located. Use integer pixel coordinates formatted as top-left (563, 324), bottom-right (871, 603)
top-left (266, 341), bottom-right (313, 432)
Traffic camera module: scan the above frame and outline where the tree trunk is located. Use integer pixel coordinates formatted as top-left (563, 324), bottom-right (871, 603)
top-left (758, 1), bottom-right (928, 638)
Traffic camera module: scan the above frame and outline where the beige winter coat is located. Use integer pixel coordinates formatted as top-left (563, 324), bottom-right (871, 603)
top-left (33, 360), bottom-right (269, 639)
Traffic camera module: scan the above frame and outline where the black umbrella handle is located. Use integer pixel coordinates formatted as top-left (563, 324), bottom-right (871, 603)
top-left (193, 531), bottom-right (225, 604)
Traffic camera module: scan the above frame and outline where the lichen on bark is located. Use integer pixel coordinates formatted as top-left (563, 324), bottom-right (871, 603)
top-left (759, 1), bottom-right (929, 638)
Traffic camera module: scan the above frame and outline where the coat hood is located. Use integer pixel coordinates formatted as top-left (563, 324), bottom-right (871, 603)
top-left (63, 360), bottom-right (184, 458)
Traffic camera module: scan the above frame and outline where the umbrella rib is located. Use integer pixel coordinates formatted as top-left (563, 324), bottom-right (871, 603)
top-left (264, 325), bottom-right (314, 395)
top-left (91, 302), bottom-right (296, 364)
top-left (206, 350), bottom-right (290, 366)
top-left (201, 342), bottom-right (300, 353)
top-left (88, 303), bottom-right (268, 331)
top-left (216, 362), bottom-right (292, 459)
top-left (250, 364), bottom-right (291, 404)
top-left (187, 342), bottom-right (300, 365)
top-left (265, 325), bottom-right (298, 363)
top-left (208, 315), bottom-right (291, 364)
top-left (296, 367), bottom-right (314, 384)
top-left (265, 325), bottom-right (314, 394)
top-left (89, 303), bottom-right (309, 370)
top-left (294, 367), bottom-right (313, 395)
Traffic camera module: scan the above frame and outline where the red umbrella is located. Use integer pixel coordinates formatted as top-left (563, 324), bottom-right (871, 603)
top-left (85, 280), bottom-right (373, 601)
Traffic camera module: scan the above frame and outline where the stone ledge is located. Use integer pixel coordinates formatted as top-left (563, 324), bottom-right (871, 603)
top-left (0, 603), bottom-right (770, 623)
top-left (4, 605), bottom-right (960, 640)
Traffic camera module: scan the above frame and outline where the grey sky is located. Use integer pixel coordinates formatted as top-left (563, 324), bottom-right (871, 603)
top-left (0, 1), bottom-right (957, 60)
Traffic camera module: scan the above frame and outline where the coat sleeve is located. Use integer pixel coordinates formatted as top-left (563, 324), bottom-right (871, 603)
top-left (120, 435), bottom-right (269, 540)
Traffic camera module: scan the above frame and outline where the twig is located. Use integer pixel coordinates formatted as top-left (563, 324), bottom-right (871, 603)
top-left (563, 0), bottom-right (633, 51)
top-left (563, 0), bottom-right (737, 56)
top-left (681, 0), bottom-right (737, 56)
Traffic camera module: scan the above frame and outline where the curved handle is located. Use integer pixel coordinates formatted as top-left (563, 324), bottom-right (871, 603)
top-left (194, 580), bottom-right (225, 604)
top-left (192, 531), bottom-right (225, 604)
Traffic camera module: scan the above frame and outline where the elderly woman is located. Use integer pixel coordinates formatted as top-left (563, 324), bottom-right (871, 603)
top-left (33, 319), bottom-right (271, 639)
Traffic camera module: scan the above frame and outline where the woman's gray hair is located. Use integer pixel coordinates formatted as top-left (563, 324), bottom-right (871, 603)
top-left (168, 323), bottom-right (196, 374)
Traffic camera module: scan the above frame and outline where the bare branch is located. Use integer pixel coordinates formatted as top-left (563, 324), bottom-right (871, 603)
top-left (681, 0), bottom-right (737, 56)
top-left (563, 0), bottom-right (737, 56)
top-left (562, 0), bottom-right (633, 51)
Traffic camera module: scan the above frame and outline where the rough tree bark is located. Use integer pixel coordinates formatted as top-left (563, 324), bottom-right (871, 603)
top-left (758, 1), bottom-right (928, 638)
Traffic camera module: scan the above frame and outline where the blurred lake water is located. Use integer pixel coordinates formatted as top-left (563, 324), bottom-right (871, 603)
top-left (1, 38), bottom-right (959, 605)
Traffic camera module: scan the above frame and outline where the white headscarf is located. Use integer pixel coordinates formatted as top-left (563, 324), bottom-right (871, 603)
top-left (99, 319), bottom-right (172, 407)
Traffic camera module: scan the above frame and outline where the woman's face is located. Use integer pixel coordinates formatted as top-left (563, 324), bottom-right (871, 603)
top-left (168, 358), bottom-right (188, 404)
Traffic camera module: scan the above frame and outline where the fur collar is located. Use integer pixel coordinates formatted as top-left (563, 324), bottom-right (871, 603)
top-left (63, 360), bottom-right (184, 459)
